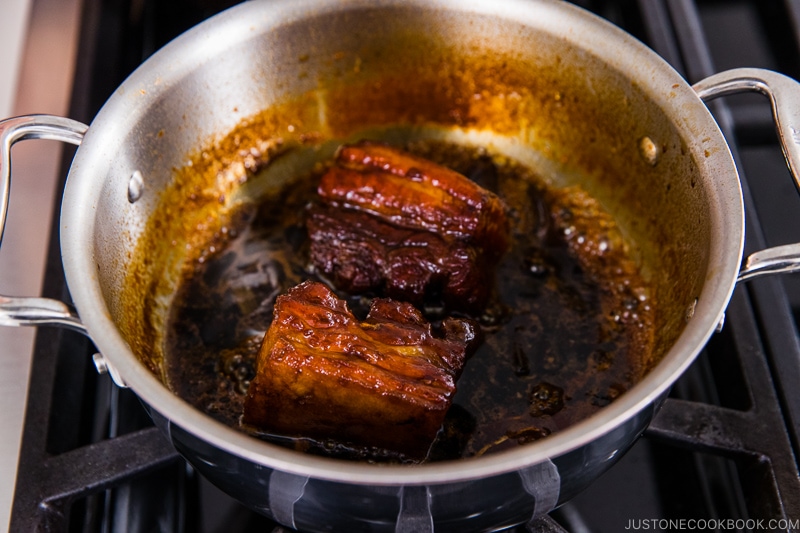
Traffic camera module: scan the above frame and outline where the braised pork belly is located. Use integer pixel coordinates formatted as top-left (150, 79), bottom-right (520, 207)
top-left (308, 142), bottom-right (510, 311)
top-left (242, 280), bottom-right (478, 458)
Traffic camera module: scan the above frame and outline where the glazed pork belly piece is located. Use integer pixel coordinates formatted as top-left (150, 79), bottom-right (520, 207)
top-left (242, 280), bottom-right (478, 458)
top-left (308, 142), bottom-right (510, 311)
top-left (307, 205), bottom-right (491, 312)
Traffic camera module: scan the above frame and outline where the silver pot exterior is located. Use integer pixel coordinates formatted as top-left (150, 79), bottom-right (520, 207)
top-left (36, 0), bottom-right (761, 530)
top-left (146, 398), bottom-right (662, 531)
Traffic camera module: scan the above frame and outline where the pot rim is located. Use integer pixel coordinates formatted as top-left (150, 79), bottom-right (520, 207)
top-left (60, 0), bottom-right (743, 485)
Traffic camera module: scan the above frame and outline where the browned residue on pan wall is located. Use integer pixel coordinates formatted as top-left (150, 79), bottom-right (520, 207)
top-left (121, 12), bottom-right (708, 409)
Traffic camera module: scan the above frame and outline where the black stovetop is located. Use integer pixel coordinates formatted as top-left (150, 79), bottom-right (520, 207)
top-left (10, 1), bottom-right (800, 531)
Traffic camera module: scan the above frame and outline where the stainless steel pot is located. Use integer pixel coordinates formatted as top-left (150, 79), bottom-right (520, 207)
top-left (3, 0), bottom-right (800, 530)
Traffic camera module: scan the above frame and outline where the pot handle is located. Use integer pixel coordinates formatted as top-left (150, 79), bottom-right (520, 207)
top-left (0, 115), bottom-right (89, 334)
top-left (693, 68), bottom-right (800, 282)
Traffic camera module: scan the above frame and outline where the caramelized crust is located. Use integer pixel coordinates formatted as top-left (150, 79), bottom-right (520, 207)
top-left (325, 143), bottom-right (509, 252)
top-left (309, 142), bottom-right (510, 310)
top-left (242, 280), bottom-right (477, 458)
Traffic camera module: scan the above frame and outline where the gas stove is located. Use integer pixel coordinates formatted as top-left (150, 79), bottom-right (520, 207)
top-left (4, 1), bottom-right (800, 531)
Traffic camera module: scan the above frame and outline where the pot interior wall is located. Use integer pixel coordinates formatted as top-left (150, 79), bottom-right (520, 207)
top-left (93, 2), bottom-right (712, 395)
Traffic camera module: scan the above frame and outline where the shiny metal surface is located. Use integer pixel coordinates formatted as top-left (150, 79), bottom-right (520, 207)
top-left (691, 69), bottom-right (800, 282)
top-left (61, 0), bottom-right (740, 479)
top-left (0, 115), bottom-right (87, 246)
top-left (739, 244), bottom-right (800, 281)
top-left (0, 295), bottom-right (85, 333)
top-left (5, 0), bottom-right (799, 529)
top-left (0, 0), bottom-right (82, 530)
top-left (0, 116), bottom-right (87, 334)
top-left (150, 398), bottom-right (660, 531)
top-left (57, 0), bottom-right (743, 527)
top-left (694, 68), bottom-right (800, 184)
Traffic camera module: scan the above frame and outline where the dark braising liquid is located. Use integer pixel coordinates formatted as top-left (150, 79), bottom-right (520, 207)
top-left (165, 141), bottom-right (653, 462)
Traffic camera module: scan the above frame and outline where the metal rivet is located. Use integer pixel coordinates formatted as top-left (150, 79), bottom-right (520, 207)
top-left (715, 313), bottom-right (726, 333)
top-left (685, 297), bottom-right (698, 323)
top-left (127, 170), bottom-right (145, 203)
top-left (92, 352), bottom-right (108, 374)
top-left (639, 136), bottom-right (659, 166)
top-left (91, 352), bottom-right (128, 388)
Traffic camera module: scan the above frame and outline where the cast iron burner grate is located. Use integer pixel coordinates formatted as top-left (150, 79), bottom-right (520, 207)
top-left (9, 0), bottom-right (800, 531)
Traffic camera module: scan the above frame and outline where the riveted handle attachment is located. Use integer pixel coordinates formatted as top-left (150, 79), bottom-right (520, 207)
top-left (0, 115), bottom-right (88, 333)
top-left (694, 68), bottom-right (800, 282)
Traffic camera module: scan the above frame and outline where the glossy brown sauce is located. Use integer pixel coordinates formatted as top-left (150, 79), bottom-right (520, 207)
top-left (164, 141), bottom-right (654, 462)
